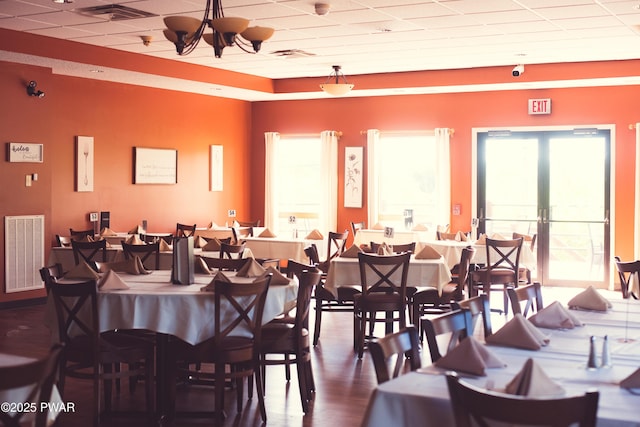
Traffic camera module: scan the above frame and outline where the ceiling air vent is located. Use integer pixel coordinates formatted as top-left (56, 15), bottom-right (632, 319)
top-left (76, 4), bottom-right (157, 21)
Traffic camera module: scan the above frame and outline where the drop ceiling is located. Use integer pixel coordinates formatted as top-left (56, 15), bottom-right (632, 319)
top-left (2, 0), bottom-right (640, 100)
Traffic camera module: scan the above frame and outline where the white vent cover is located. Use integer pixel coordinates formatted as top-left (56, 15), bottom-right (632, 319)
top-left (5, 215), bottom-right (44, 293)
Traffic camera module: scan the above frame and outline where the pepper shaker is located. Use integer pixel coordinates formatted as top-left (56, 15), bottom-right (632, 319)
top-left (587, 335), bottom-right (599, 369)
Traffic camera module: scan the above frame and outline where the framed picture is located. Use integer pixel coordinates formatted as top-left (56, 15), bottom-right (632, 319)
top-left (134, 147), bottom-right (177, 184)
top-left (76, 136), bottom-right (94, 192)
top-left (6, 142), bottom-right (43, 163)
top-left (344, 146), bottom-right (363, 208)
top-left (210, 145), bottom-right (223, 191)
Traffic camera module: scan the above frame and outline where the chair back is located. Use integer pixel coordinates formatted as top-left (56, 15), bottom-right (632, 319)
top-left (232, 226), bottom-right (254, 241)
top-left (371, 241), bottom-right (416, 254)
top-left (512, 232), bottom-right (537, 251)
top-left (304, 244), bottom-right (321, 266)
top-left (485, 237), bottom-right (523, 277)
top-left (326, 230), bottom-right (349, 262)
top-left (39, 264), bottom-right (64, 292)
top-left (369, 325), bottom-right (421, 384)
top-left (70, 239), bottom-right (107, 269)
top-left (55, 234), bottom-right (71, 247)
top-left (357, 252), bottom-right (411, 299)
top-left (176, 223), bottom-right (196, 238)
top-left (141, 233), bottom-right (173, 244)
top-left (293, 270), bottom-right (323, 332)
top-left (237, 220), bottom-right (261, 227)
top-left (121, 241), bottom-right (160, 270)
top-left (437, 231), bottom-right (458, 241)
top-left (457, 294), bottom-right (492, 337)
top-left (453, 246), bottom-right (475, 300)
top-left (445, 373), bottom-right (599, 427)
top-left (422, 309), bottom-right (472, 362)
top-left (507, 282), bottom-right (544, 316)
top-left (202, 257), bottom-right (249, 271)
top-left (286, 259), bottom-right (320, 279)
top-left (351, 221), bottom-right (365, 237)
top-left (614, 256), bottom-right (640, 299)
top-left (69, 228), bottom-right (94, 240)
top-left (0, 344), bottom-right (64, 427)
top-left (220, 241), bottom-right (246, 259)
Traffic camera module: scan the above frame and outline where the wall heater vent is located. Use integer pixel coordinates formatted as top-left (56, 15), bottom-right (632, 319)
top-left (5, 215), bottom-right (45, 293)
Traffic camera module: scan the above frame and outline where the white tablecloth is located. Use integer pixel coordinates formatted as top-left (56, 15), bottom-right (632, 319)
top-left (242, 236), bottom-right (326, 264)
top-left (424, 239), bottom-right (536, 270)
top-left (361, 300), bottom-right (640, 427)
top-left (324, 255), bottom-right (451, 299)
top-left (354, 229), bottom-right (433, 249)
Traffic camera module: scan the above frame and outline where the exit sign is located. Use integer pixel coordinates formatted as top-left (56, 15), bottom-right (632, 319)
top-left (528, 98), bottom-right (551, 115)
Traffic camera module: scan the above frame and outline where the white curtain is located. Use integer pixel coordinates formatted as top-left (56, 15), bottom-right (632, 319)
top-left (366, 129), bottom-right (380, 227)
top-left (264, 132), bottom-right (280, 231)
top-left (320, 130), bottom-right (339, 233)
top-left (434, 128), bottom-right (452, 229)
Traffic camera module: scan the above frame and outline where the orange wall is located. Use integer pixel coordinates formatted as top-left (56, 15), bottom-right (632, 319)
top-left (251, 85), bottom-right (638, 256)
top-left (0, 62), bottom-right (252, 303)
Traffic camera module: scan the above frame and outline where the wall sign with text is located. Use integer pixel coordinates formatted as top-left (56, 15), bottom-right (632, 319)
top-left (6, 143), bottom-right (43, 163)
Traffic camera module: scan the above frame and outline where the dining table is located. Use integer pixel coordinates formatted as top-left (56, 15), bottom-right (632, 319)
top-left (361, 298), bottom-right (640, 427)
top-left (241, 235), bottom-right (327, 264)
top-left (353, 229), bottom-right (433, 250)
top-left (423, 239), bottom-right (537, 270)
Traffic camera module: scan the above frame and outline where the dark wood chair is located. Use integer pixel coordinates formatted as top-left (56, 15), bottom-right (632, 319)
top-left (70, 239), bottom-right (107, 271)
top-left (176, 223), bottom-right (196, 238)
top-left (201, 257), bottom-right (249, 271)
top-left (445, 373), bottom-right (599, 427)
top-left (369, 325), bottom-right (421, 384)
top-left (470, 237), bottom-right (523, 315)
top-left (0, 344), bottom-right (63, 427)
top-left (437, 231), bottom-right (458, 241)
top-left (614, 256), bottom-right (640, 299)
top-left (55, 234), bottom-right (71, 247)
top-left (141, 233), bottom-right (173, 244)
top-left (370, 241), bottom-right (416, 254)
top-left (232, 226), bottom-right (254, 241)
top-left (350, 221), bottom-right (365, 238)
top-left (353, 251), bottom-right (411, 359)
top-left (48, 279), bottom-right (155, 425)
top-left (219, 241), bottom-right (246, 259)
top-left (39, 264), bottom-right (64, 292)
top-left (507, 282), bottom-right (544, 316)
top-left (422, 309), bottom-right (472, 363)
top-left (457, 293), bottom-right (493, 338)
top-left (237, 220), bottom-right (261, 227)
top-left (168, 274), bottom-right (272, 423)
top-left (69, 228), bottom-right (95, 240)
top-left (121, 240), bottom-right (161, 270)
top-left (261, 269), bottom-right (323, 413)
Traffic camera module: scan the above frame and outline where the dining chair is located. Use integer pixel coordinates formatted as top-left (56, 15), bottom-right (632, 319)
top-left (219, 241), bottom-right (246, 259)
top-left (237, 219), bottom-right (261, 227)
top-left (350, 221), bottom-right (365, 238)
top-left (121, 240), bottom-right (161, 270)
top-left (445, 373), bottom-right (599, 427)
top-left (368, 325), bottom-right (421, 384)
top-left (175, 223), bottom-right (196, 238)
top-left (69, 228), bottom-right (95, 240)
top-left (39, 264), bottom-right (64, 292)
top-left (232, 226), bottom-right (254, 241)
top-left (201, 256), bottom-right (249, 271)
top-left (370, 241), bottom-right (416, 254)
top-left (410, 246), bottom-right (475, 339)
top-left (261, 269), bottom-right (323, 413)
top-left (457, 293), bottom-right (493, 338)
top-left (141, 233), bottom-right (173, 244)
top-left (470, 237), bottom-right (523, 315)
top-left (168, 274), bottom-right (272, 423)
top-left (437, 231), bottom-right (458, 241)
top-left (48, 279), bottom-right (155, 425)
top-left (353, 251), bottom-right (411, 359)
top-left (513, 232), bottom-right (537, 283)
top-left (0, 344), bottom-right (63, 427)
top-left (55, 234), bottom-right (72, 247)
top-left (507, 282), bottom-right (544, 317)
top-left (422, 309), bottom-right (472, 362)
top-left (70, 239), bottom-right (108, 271)
top-left (614, 256), bottom-right (640, 299)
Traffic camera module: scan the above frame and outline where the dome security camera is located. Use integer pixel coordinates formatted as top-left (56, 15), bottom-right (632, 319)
top-left (512, 64), bottom-right (525, 77)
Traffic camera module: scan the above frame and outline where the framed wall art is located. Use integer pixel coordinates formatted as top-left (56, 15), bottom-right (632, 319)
top-left (76, 136), bottom-right (94, 192)
top-left (344, 146), bottom-right (363, 208)
top-left (134, 147), bottom-right (177, 184)
top-left (6, 142), bottom-right (43, 163)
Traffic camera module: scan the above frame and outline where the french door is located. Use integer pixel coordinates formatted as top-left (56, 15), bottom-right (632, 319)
top-left (476, 129), bottom-right (611, 287)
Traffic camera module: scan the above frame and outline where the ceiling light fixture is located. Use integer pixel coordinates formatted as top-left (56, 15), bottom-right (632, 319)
top-left (163, 0), bottom-right (274, 58)
top-left (320, 65), bottom-right (354, 96)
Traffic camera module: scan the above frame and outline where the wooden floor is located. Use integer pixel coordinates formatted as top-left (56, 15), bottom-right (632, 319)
top-left (0, 286), bottom-right (620, 427)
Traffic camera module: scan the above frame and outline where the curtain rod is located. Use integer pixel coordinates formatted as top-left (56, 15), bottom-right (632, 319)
top-left (359, 129), bottom-right (455, 137)
top-left (277, 131), bottom-right (343, 138)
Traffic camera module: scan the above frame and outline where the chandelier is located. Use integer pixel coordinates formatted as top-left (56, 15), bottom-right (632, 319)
top-left (320, 65), bottom-right (354, 96)
top-left (163, 0), bottom-right (274, 58)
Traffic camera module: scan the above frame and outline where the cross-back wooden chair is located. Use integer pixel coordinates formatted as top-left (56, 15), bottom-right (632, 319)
top-left (39, 264), bottom-right (64, 292)
top-left (351, 221), bottom-right (365, 238)
top-left (219, 241), bottom-right (246, 259)
top-left (176, 223), bottom-right (196, 238)
top-left (470, 237), bottom-right (523, 315)
top-left (614, 256), bottom-right (640, 299)
top-left (121, 240), bottom-right (161, 270)
top-left (55, 234), bottom-right (71, 247)
top-left (368, 325), bottom-right (421, 384)
top-left (0, 344), bottom-right (63, 427)
top-left (446, 373), bottom-right (599, 427)
top-left (70, 239), bottom-right (107, 271)
top-left (69, 228), bottom-right (95, 240)
top-left (513, 232), bottom-right (537, 283)
top-left (507, 282), bottom-right (544, 317)
top-left (353, 251), bottom-right (411, 359)
top-left (201, 256), bottom-right (249, 272)
top-left (422, 309), bottom-right (472, 362)
top-left (457, 293), bottom-right (493, 338)
top-left (237, 220), bottom-right (261, 227)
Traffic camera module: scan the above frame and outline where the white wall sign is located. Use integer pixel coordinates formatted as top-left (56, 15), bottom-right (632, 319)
top-left (6, 143), bottom-right (43, 163)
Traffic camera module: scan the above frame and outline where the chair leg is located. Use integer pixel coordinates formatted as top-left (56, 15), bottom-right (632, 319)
top-left (313, 298), bottom-right (323, 346)
top-left (214, 362), bottom-right (225, 424)
top-left (253, 363), bottom-right (267, 422)
top-left (296, 359), bottom-right (310, 413)
top-left (284, 354), bottom-right (291, 381)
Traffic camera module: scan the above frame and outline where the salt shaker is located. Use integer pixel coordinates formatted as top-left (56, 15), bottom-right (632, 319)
top-left (587, 335), bottom-right (599, 369)
top-left (601, 335), bottom-right (611, 368)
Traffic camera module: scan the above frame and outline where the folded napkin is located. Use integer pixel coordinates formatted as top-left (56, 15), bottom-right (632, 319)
top-left (491, 233), bottom-right (506, 239)
top-left (97, 270), bottom-right (130, 290)
top-left (475, 234), bottom-right (487, 244)
top-left (258, 228), bottom-right (276, 238)
top-left (194, 236), bottom-right (208, 248)
top-left (415, 245), bottom-right (442, 260)
top-left (376, 242), bottom-right (393, 255)
top-left (486, 314), bottom-right (550, 350)
top-left (260, 266), bottom-right (290, 285)
top-left (434, 336), bottom-right (506, 376)
top-left (340, 244), bottom-right (362, 258)
top-left (567, 285), bottom-right (612, 312)
top-left (305, 229), bottom-right (324, 240)
top-left (236, 258), bottom-right (266, 277)
top-left (96, 258), bottom-right (140, 275)
top-left (371, 222), bottom-right (385, 230)
top-left (359, 244), bottom-right (373, 253)
top-left (529, 301), bottom-right (583, 329)
top-left (620, 367), bottom-right (640, 389)
top-left (125, 234), bottom-right (144, 245)
top-left (412, 223), bottom-right (428, 231)
top-left (200, 271), bottom-right (232, 292)
top-left (455, 231), bottom-right (468, 242)
top-left (76, 234), bottom-right (94, 242)
top-left (134, 256), bottom-right (152, 274)
top-left (505, 358), bottom-right (565, 397)
top-left (65, 260), bottom-right (100, 280)
top-left (159, 239), bottom-right (172, 252)
top-left (100, 227), bottom-right (117, 236)
top-left (208, 221), bottom-right (219, 229)
top-left (196, 257), bottom-right (212, 274)
top-left (128, 225), bottom-right (144, 234)
top-left (202, 237), bottom-right (222, 251)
